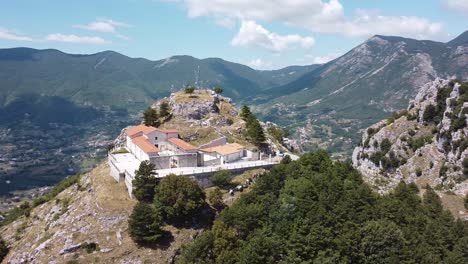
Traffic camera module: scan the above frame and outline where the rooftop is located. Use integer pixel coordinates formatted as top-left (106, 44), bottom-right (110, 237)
top-left (201, 143), bottom-right (245, 155)
top-left (132, 135), bottom-right (160, 153)
top-left (125, 124), bottom-right (178, 137)
top-left (167, 138), bottom-right (198, 151)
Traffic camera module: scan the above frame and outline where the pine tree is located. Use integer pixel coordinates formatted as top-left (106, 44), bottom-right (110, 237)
top-left (159, 101), bottom-right (170, 118)
top-left (247, 117), bottom-right (265, 146)
top-left (240, 105), bottom-right (252, 120)
top-left (143, 107), bottom-right (160, 127)
top-left (128, 202), bottom-right (164, 245)
top-left (132, 161), bottom-right (158, 202)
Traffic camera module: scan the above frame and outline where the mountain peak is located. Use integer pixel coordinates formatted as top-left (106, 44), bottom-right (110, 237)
top-left (448, 30), bottom-right (468, 46)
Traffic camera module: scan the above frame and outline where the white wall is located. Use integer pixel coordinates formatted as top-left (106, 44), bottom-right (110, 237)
top-left (224, 151), bottom-right (242, 162)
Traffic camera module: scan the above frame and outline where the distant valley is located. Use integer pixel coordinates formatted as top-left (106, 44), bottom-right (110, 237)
top-left (0, 30), bottom-right (466, 195)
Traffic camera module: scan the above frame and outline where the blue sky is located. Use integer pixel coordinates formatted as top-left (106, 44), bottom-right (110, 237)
top-left (0, 0), bottom-right (467, 69)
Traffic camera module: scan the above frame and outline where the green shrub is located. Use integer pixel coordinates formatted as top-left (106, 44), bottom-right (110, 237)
top-left (185, 86), bottom-right (195, 94)
top-left (415, 168), bottom-right (422, 177)
top-left (210, 170), bottom-right (232, 187)
top-left (380, 139), bottom-right (392, 154)
top-left (112, 148), bottom-right (129, 154)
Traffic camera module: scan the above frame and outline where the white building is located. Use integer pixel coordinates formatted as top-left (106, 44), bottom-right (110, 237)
top-left (125, 125), bottom-right (179, 161)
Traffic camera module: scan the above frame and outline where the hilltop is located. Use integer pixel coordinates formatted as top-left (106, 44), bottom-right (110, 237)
top-left (0, 91), bottom-right (284, 263)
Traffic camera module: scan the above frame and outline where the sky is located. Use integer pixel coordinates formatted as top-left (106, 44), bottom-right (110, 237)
top-left (0, 0), bottom-right (467, 69)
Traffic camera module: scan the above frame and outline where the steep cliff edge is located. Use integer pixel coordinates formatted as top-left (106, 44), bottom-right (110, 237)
top-left (353, 79), bottom-right (467, 212)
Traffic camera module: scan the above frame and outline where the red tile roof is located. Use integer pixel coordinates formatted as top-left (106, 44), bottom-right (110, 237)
top-left (167, 138), bottom-right (198, 151)
top-left (125, 125), bottom-right (179, 137)
top-left (125, 125), bottom-right (158, 137)
top-left (132, 136), bottom-right (160, 153)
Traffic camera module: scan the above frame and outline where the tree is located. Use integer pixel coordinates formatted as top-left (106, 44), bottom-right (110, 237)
top-left (159, 101), bottom-right (170, 118)
top-left (213, 87), bottom-right (224, 94)
top-left (359, 220), bottom-right (404, 263)
top-left (155, 174), bottom-right (206, 222)
top-left (0, 236), bottom-right (8, 262)
top-left (133, 161), bottom-right (158, 202)
top-left (185, 86), bottom-right (195, 94)
top-left (143, 107), bottom-right (160, 127)
top-left (246, 117), bottom-right (266, 146)
top-left (210, 170), bottom-right (231, 187)
top-left (128, 202), bottom-right (165, 245)
top-left (423, 185), bottom-right (443, 217)
top-left (240, 105), bottom-right (252, 120)
top-left (208, 187), bottom-right (225, 210)
top-left (423, 104), bottom-right (437, 122)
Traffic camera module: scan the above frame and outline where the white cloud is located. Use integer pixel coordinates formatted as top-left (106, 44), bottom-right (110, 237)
top-left (231, 20), bottom-right (314, 52)
top-left (305, 51), bottom-right (343, 64)
top-left (45, 34), bottom-right (108, 44)
top-left (179, 0), bottom-right (444, 39)
top-left (444, 0), bottom-right (468, 14)
top-left (0, 28), bottom-right (33, 41)
top-left (248, 58), bottom-right (273, 69)
top-left (74, 18), bottom-right (131, 33)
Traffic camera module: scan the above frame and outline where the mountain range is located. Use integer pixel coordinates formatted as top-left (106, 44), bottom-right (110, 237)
top-left (0, 30), bottom-right (466, 194)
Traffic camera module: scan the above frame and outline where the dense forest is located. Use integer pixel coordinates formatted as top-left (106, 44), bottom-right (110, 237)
top-left (178, 151), bottom-right (468, 264)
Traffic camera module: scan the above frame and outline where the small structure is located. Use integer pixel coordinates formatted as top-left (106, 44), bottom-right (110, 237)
top-left (200, 143), bottom-right (247, 163)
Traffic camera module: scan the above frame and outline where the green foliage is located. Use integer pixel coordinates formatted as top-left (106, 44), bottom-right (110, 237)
top-left (359, 220), bottom-right (404, 263)
top-left (240, 105), bottom-right (252, 121)
top-left (380, 138), bottom-right (392, 154)
top-left (416, 167), bottom-right (422, 177)
top-left (180, 151), bottom-right (468, 263)
top-left (210, 170), bottom-right (231, 188)
top-left (267, 126), bottom-right (288, 144)
top-left (208, 187), bottom-right (225, 210)
top-left (143, 107), bottom-right (160, 127)
top-left (155, 174), bottom-right (205, 222)
top-left (0, 236), bottom-right (8, 261)
top-left (407, 135), bottom-right (432, 152)
top-left (159, 101), bottom-right (171, 118)
top-left (128, 202), bottom-right (165, 245)
top-left (83, 242), bottom-right (100, 254)
top-left (239, 105), bottom-right (266, 145)
top-left (111, 148), bottom-right (129, 154)
top-left (386, 110), bottom-right (408, 124)
top-left (213, 87), bottom-right (224, 94)
top-left (423, 104), bottom-right (437, 122)
top-left (451, 114), bottom-right (467, 131)
top-left (132, 161), bottom-right (158, 203)
top-left (185, 86), bottom-right (195, 94)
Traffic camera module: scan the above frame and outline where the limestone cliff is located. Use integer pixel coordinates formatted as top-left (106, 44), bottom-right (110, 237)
top-left (353, 79), bottom-right (468, 199)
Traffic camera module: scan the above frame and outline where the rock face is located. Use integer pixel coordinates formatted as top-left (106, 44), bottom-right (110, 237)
top-left (353, 79), bottom-right (468, 196)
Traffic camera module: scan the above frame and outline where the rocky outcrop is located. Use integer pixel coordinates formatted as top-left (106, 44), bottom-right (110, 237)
top-left (353, 79), bottom-right (468, 196)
